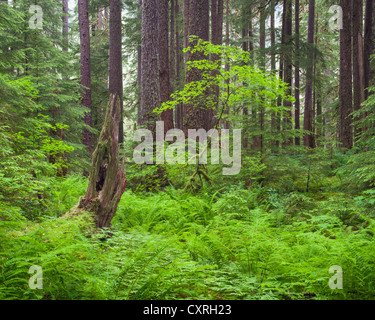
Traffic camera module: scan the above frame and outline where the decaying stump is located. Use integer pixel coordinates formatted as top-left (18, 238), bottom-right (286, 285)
top-left (75, 94), bottom-right (127, 229)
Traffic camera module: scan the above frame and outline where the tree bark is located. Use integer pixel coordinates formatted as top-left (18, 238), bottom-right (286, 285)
top-left (175, 0), bottom-right (183, 129)
top-left (283, 0), bottom-right (293, 147)
top-left (159, 0), bottom-right (174, 133)
top-left (170, 0), bottom-right (175, 99)
top-left (339, 0), bottom-right (353, 149)
top-left (75, 95), bottom-right (127, 229)
top-left (275, 0), bottom-right (286, 150)
top-left (62, 0), bottom-right (69, 51)
top-left (109, 0), bottom-right (124, 144)
top-left (364, 0), bottom-right (374, 99)
top-left (78, 0), bottom-right (94, 153)
top-left (210, 0), bottom-right (224, 128)
top-left (183, 0), bottom-right (210, 131)
top-left (294, 0), bottom-right (300, 146)
top-left (270, 0), bottom-right (278, 149)
top-left (352, 0), bottom-right (365, 140)
top-left (140, 0), bottom-right (160, 134)
top-left (242, 21), bottom-right (249, 150)
top-left (137, 0), bottom-right (142, 126)
top-left (224, 0), bottom-right (230, 130)
top-left (259, 2), bottom-right (266, 152)
top-left (183, 0), bottom-right (190, 65)
top-left (303, 0), bottom-right (315, 148)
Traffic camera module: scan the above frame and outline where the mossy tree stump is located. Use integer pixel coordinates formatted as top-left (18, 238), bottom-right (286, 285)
top-left (77, 94), bottom-right (127, 229)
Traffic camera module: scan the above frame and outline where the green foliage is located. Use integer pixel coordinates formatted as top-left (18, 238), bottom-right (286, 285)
top-left (155, 37), bottom-right (293, 128)
top-left (0, 74), bottom-right (75, 217)
top-left (2, 168), bottom-right (375, 300)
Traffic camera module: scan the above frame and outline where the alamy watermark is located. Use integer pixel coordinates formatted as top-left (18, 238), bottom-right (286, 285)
top-left (28, 265), bottom-right (43, 290)
top-left (133, 122), bottom-right (242, 176)
top-left (328, 5), bottom-right (343, 31)
top-left (29, 5), bottom-right (43, 30)
top-left (329, 265), bottom-right (343, 290)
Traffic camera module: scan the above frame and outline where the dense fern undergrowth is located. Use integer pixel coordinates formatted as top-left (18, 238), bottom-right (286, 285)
top-left (1, 151), bottom-right (375, 300)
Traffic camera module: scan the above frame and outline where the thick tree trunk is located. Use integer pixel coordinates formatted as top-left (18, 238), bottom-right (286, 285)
top-left (303, 0), bottom-right (315, 148)
top-left (339, 0), bottom-right (353, 149)
top-left (78, 0), bottom-right (94, 153)
top-left (183, 0), bottom-right (210, 131)
top-left (109, 0), bottom-right (124, 144)
top-left (283, 0), bottom-right (293, 147)
top-left (140, 0), bottom-right (160, 134)
top-left (364, 0), bottom-right (374, 98)
top-left (74, 95), bottom-right (127, 229)
top-left (159, 0), bottom-right (174, 133)
top-left (170, 0), bottom-right (175, 101)
top-left (294, 0), bottom-right (300, 146)
top-left (352, 0), bottom-right (365, 140)
top-left (224, 0), bottom-right (230, 130)
top-left (175, 0), bottom-right (183, 129)
top-left (210, 0), bottom-right (224, 128)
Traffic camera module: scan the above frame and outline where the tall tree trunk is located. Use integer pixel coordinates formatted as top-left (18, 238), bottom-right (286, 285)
top-left (303, 0), bottom-right (315, 148)
top-left (364, 0), bottom-right (374, 99)
top-left (109, 0), bottom-right (124, 144)
top-left (210, 0), bottom-right (224, 128)
top-left (259, 2), bottom-right (266, 153)
top-left (275, 0), bottom-right (286, 150)
top-left (159, 0), bottom-right (173, 133)
top-left (339, 0), bottom-right (353, 149)
top-left (352, 0), bottom-right (365, 141)
top-left (183, 0), bottom-right (190, 65)
top-left (242, 23), bottom-right (249, 150)
top-left (270, 0), bottom-right (278, 149)
top-left (78, 0), bottom-right (94, 153)
top-left (283, 0), bottom-right (293, 147)
top-left (75, 95), bottom-right (127, 229)
top-left (175, 0), bottom-right (183, 129)
top-left (62, 0), bottom-right (69, 51)
top-left (140, 0), bottom-right (160, 134)
top-left (224, 0), bottom-right (230, 130)
top-left (294, 0), bottom-right (300, 146)
top-left (184, 0), bottom-right (209, 131)
top-left (170, 0), bottom-right (175, 102)
top-left (242, 4), bottom-right (250, 149)
top-left (137, 0), bottom-right (142, 126)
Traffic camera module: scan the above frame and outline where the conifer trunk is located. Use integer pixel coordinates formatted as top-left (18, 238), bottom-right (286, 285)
top-left (364, 0), bottom-right (374, 99)
top-left (140, 0), bottom-right (160, 134)
top-left (159, 0), bottom-right (174, 133)
top-left (294, 0), bottom-right (300, 146)
top-left (283, 0), bottom-right (293, 147)
top-left (183, 0), bottom-right (210, 131)
top-left (303, 0), bottom-right (315, 148)
top-left (78, 0), bottom-right (94, 152)
top-left (109, 0), bottom-right (124, 144)
top-left (339, 0), bottom-right (353, 149)
top-left (175, 0), bottom-right (183, 129)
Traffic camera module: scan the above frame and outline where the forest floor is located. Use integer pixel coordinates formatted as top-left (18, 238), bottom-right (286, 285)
top-left (1, 153), bottom-right (375, 300)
